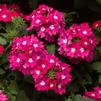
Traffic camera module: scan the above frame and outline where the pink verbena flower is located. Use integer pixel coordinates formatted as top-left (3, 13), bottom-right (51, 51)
top-left (93, 21), bottom-right (101, 29)
top-left (0, 90), bottom-right (9, 101)
top-left (31, 54), bottom-right (72, 95)
top-left (9, 35), bottom-right (47, 75)
top-left (58, 23), bottom-right (97, 63)
top-left (0, 4), bottom-right (24, 22)
top-left (0, 4), bottom-right (7, 12)
top-left (0, 9), bottom-right (12, 22)
top-left (85, 86), bottom-right (101, 101)
top-left (0, 46), bottom-right (5, 54)
top-left (26, 4), bottom-right (65, 42)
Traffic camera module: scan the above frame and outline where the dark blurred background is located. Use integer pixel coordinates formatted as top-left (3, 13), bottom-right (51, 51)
top-left (1, 0), bottom-right (101, 23)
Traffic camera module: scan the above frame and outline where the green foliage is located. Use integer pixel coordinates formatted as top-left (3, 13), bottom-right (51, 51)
top-left (0, 37), bottom-right (7, 45)
top-left (96, 0), bottom-right (101, 5)
top-left (91, 62), bottom-right (101, 73)
top-left (0, 68), bottom-right (5, 75)
top-left (72, 95), bottom-right (95, 101)
top-left (46, 44), bottom-right (55, 54)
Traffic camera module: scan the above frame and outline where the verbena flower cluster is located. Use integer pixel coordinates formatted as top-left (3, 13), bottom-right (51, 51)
top-left (31, 54), bottom-right (72, 95)
top-left (0, 4), bottom-right (24, 22)
top-left (0, 90), bottom-right (9, 101)
top-left (58, 23), bottom-right (97, 63)
top-left (85, 87), bottom-right (101, 101)
top-left (26, 4), bottom-right (65, 42)
top-left (8, 4), bottom-right (98, 95)
top-left (93, 21), bottom-right (101, 29)
top-left (9, 35), bottom-right (72, 94)
top-left (9, 35), bottom-right (47, 75)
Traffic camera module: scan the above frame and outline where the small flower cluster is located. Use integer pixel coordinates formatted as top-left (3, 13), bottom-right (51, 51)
top-left (9, 35), bottom-right (72, 94)
top-left (85, 86), bottom-right (101, 101)
top-left (26, 4), bottom-right (65, 42)
top-left (9, 35), bottom-right (47, 75)
top-left (0, 46), bottom-right (5, 54)
top-left (0, 90), bottom-right (9, 101)
top-left (0, 4), bottom-right (24, 22)
top-left (93, 21), bottom-right (101, 29)
top-left (31, 54), bottom-right (72, 95)
top-left (58, 23), bottom-right (97, 63)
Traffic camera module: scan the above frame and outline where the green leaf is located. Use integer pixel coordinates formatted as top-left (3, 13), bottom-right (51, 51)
top-left (12, 17), bottom-right (25, 28)
top-left (96, 0), bottom-right (101, 5)
top-left (16, 90), bottom-right (30, 101)
top-left (65, 97), bottom-right (72, 101)
top-left (72, 95), bottom-right (95, 101)
top-left (99, 75), bottom-right (101, 83)
top-left (0, 37), bottom-right (7, 45)
top-left (46, 44), bottom-right (55, 54)
top-left (7, 81), bottom-right (18, 95)
top-left (0, 68), bottom-right (5, 75)
top-left (91, 62), bottom-right (101, 73)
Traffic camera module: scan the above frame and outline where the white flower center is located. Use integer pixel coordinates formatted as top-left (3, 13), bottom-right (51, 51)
top-left (23, 65), bottom-right (27, 69)
top-left (50, 59), bottom-right (55, 63)
top-left (96, 24), bottom-right (99, 27)
top-left (91, 93), bottom-right (95, 97)
top-left (2, 14), bottom-right (6, 18)
top-left (42, 8), bottom-right (46, 10)
top-left (37, 56), bottom-right (40, 60)
top-left (54, 15), bottom-right (58, 19)
top-left (58, 84), bottom-right (61, 89)
top-left (36, 19), bottom-right (41, 24)
top-left (78, 28), bottom-right (81, 31)
top-left (40, 81), bottom-right (46, 86)
top-left (28, 58), bottom-right (33, 63)
top-left (31, 15), bottom-right (35, 18)
top-left (16, 43), bottom-right (19, 46)
top-left (62, 67), bottom-right (65, 70)
top-left (29, 50), bottom-right (32, 53)
top-left (63, 39), bottom-right (67, 44)
top-left (50, 25), bottom-right (55, 30)
top-left (99, 90), bottom-right (101, 94)
top-left (16, 58), bottom-right (20, 63)
top-left (84, 42), bottom-right (88, 45)
top-left (33, 44), bottom-right (38, 48)
top-left (82, 30), bottom-right (87, 35)
top-left (73, 30), bottom-right (76, 33)
top-left (36, 70), bottom-right (41, 75)
top-left (41, 27), bottom-right (45, 32)
top-left (90, 40), bottom-right (93, 44)
top-left (42, 64), bottom-right (46, 68)
top-left (0, 8), bottom-right (2, 11)
top-left (22, 41), bottom-right (27, 45)
top-left (71, 48), bottom-right (76, 53)
top-left (50, 83), bottom-right (54, 87)
top-left (37, 11), bottom-right (40, 14)
top-left (61, 75), bottom-right (66, 80)
top-left (80, 48), bottom-right (85, 53)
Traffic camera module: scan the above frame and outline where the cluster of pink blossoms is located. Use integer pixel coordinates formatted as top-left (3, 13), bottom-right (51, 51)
top-left (30, 54), bottom-right (72, 95)
top-left (26, 4), bottom-right (65, 42)
top-left (9, 35), bottom-right (72, 94)
top-left (0, 90), bottom-right (9, 101)
top-left (58, 23), bottom-right (97, 63)
top-left (93, 21), bottom-right (101, 29)
top-left (85, 87), bottom-right (101, 101)
top-left (9, 35), bottom-right (47, 75)
top-left (0, 4), bottom-right (24, 22)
